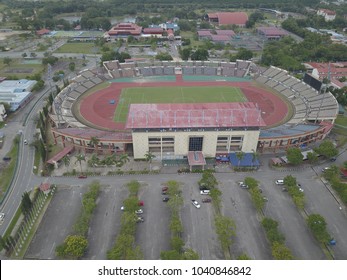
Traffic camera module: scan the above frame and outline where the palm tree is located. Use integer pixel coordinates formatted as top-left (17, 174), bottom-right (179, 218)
top-left (236, 151), bottom-right (245, 168)
top-left (89, 136), bottom-right (100, 153)
top-left (75, 154), bottom-right (86, 174)
top-left (61, 155), bottom-right (70, 173)
top-left (144, 151), bottom-right (156, 171)
top-left (119, 153), bottom-right (130, 165)
top-left (88, 154), bottom-right (99, 173)
top-left (251, 149), bottom-right (259, 169)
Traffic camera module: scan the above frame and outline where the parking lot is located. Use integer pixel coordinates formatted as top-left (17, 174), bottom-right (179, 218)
top-left (24, 169), bottom-right (347, 260)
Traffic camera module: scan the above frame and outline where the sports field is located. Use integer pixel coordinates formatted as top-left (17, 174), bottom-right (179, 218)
top-left (114, 86), bottom-right (246, 122)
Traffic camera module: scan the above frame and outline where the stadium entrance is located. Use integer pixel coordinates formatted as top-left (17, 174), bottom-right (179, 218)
top-left (189, 137), bottom-right (203, 151)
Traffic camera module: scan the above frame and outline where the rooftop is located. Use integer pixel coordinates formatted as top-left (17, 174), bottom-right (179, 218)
top-left (208, 12), bottom-right (248, 26)
top-left (126, 102), bottom-right (266, 129)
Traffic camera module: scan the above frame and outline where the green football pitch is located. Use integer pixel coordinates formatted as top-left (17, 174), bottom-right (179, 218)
top-left (114, 86), bottom-right (247, 122)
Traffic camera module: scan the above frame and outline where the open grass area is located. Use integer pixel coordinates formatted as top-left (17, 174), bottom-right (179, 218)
top-left (54, 42), bottom-right (98, 54)
top-left (335, 115), bottom-right (347, 127)
top-left (0, 59), bottom-right (44, 79)
top-left (0, 136), bottom-right (19, 203)
top-left (114, 86), bottom-right (246, 122)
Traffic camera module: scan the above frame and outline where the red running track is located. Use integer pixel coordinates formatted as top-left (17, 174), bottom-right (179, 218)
top-left (79, 78), bottom-right (289, 131)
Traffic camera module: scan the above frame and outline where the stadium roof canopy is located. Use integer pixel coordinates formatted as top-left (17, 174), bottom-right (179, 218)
top-left (53, 128), bottom-right (132, 142)
top-left (208, 12), bottom-right (248, 26)
top-left (126, 103), bottom-right (266, 129)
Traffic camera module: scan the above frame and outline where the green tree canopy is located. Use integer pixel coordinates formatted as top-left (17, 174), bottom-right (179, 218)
top-left (286, 147), bottom-right (303, 165)
top-left (307, 214), bottom-right (331, 244)
top-left (21, 191), bottom-right (32, 216)
top-left (62, 235), bottom-right (88, 259)
top-left (314, 140), bottom-right (338, 159)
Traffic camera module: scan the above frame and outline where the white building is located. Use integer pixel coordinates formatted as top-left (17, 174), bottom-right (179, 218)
top-left (0, 103), bottom-right (6, 122)
top-left (317, 9), bottom-right (336, 21)
top-left (0, 79), bottom-right (36, 111)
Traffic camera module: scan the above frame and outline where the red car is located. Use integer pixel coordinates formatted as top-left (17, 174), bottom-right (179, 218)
top-left (202, 198), bottom-right (212, 203)
top-left (162, 186), bottom-right (168, 191)
top-left (138, 200), bottom-right (144, 206)
top-left (78, 174), bottom-right (87, 179)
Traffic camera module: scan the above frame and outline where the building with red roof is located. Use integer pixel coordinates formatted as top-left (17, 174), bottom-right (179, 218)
top-left (167, 29), bottom-right (175, 40)
top-left (317, 9), bottom-right (336, 21)
top-left (197, 29), bottom-right (235, 44)
top-left (108, 23), bottom-right (142, 37)
top-left (143, 27), bottom-right (164, 36)
top-left (207, 12), bottom-right (248, 27)
top-left (257, 27), bottom-right (289, 40)
top-left (304, 62), bottom-right (347, 81)
top-left (36, 28), bottom-right (50, 36)
top-left (126, 102), bottom-right (264, 159)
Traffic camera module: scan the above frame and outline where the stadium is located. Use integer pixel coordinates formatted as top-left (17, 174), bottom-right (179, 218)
top-left (48, 60), bottom-right (338, 166)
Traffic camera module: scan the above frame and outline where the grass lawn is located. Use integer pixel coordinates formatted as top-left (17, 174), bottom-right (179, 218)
top-left (114, 86), bottom-right (246, 122)
top-left (335, 115), bottom-right (347, 127)
top-left (0, 59), bottom-right (44, 79)
top-left (0, 136), bottom-right (19, 202)
top-left (54, 42), bottom-right (98, 54)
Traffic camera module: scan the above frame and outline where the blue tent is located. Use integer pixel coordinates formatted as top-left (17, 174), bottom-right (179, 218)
top-left (229, 152), bottom-right (260, 167)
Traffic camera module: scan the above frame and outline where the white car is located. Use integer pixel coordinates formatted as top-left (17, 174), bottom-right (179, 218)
top-left (191, 200), bottom-right (201, 209)
top-left (200, 189), bottom-right (210, 195)
top-left (275, 179), bottom-right (284, 185)
top-left (322, 167), bottom-right (330, 173)
top-left (24, 139), bottom-right (28, 145)
top-left (0, 212), bottom-right (4, 224)
top-left (135, 209), bottom-right (143, 214)
top-left (238, 182), bottom-right (249, 189)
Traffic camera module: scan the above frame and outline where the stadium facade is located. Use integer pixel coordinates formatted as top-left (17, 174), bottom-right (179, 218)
top-left (49, 60), bottom-right (338, 161)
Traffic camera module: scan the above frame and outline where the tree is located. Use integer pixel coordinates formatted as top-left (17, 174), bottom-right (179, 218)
top-left (284, 175), bottom-right (297, 187)
top-left (69, 62), bottom-right (76, 72)
top-left (155, 52), bottom-right (173, 61)
top-left (127, 180), bottom-right (140, 196)
top-left (214, 215), bottom-right (236, 251)
top-left (62, 235), bottom-right (88, 259)
top-left (75, 154), bottom-right (86, 173)
top-left (251, 149), bottom-right (259, 168)
top-left (198, 170), bottom-right (218, 189)
top-left (144, 151), bottom-right (155, 171)
top-left (314, 140), bottom-right (338, 159)
top-left (119, 153), bottom-right (130, 165)
top-left (271, 242), bottom-right (294, 260)
top-left (307, 214), bottom-right (331, 244)
top-left (89, 136), bottom-right (100, 152)
top-left (171, 236), bottom-right (184, 253)
top-left (237, 253), bottom-right (251, 260)
top-left (249, 187), bottom-right (265, 212)
top-left (160, 250), bottom-right (182, 260)
top-left (191, 48), bottom-right (209, 61)
top-left (61, 155), bottom-right (71, 173)
top-left (286, 147), bottom-right (303, 165)
top-left (180, 47), bottom-right (192, 60)
top-left (236, 151), bottom-right (245, 167)
top-left (307, 151), bottom-right (319, 164)
top-left (234, 48), bottom-right (253, 60)
top-left (182, 248), bottom-right (199, 260)
top-left (3, 57), bottom-right (12, 66)
top-left (244, 177), bottom-right (259, 189)
top-left (21, 191), bottom-right (32, 216)
top-left (88, 154), bottom-right (99, 173)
